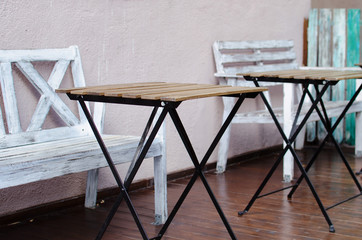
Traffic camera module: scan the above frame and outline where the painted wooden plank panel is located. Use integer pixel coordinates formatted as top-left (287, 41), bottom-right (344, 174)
top-left (217, 39), bottom-right (294, 50)
top-left (220, 51), bottom-right (296, 64)
top-left (70, 46), bottom-right (89, 124)
top-left (212, 42), bottom-right (224, 73)
top-left (331, 9), bottom-right (346, 143)
top-left (306, 8), bottom-right (318, 142)
top-left (0, 125), bottom-right (90, 149)
top-left (0, 135), bottom-right (163, 188)
top-left (345, 9), bottom-right (360, 145)
top-left (317, 9), bottom-right (332, 141)
top-left (16, 61), bottom-right (80, 127)
top-left (0, 105), bottom-right (5, 135)
top-left (0, 47), bottom-right (76, 62)
top-left (27, 60), bottom-right (70, 131)
top-left (225, 62), bottom-right (298, 75)
top-left (0, 66), bottom-right (8, 134)
top-left (0, 62), bottom-right (22, 134)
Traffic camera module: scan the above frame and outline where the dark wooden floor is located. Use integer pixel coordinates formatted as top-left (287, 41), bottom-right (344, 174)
top-left (0, 146), bottom-right (361, 239)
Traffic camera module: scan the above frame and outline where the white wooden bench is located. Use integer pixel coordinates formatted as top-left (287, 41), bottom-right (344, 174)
top-left (0, 46), bottom-right (167, 224)
top-left (213, 40), bottom-right (362, 181)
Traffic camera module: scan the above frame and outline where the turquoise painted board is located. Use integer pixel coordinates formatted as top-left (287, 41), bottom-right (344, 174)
top-left (346, 9), bottom-right (360, 145)
top-left (306, 9), bottom-right (318, 142)
top-left (317, 9), bottom-right (332, 141)
top-left (331, 9), bottom-right (346, 143)
top-left (307, 8), bottom-right (360, 146)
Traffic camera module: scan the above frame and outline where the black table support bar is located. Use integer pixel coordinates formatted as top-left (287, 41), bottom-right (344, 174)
top-left (125, 106), bottom-right (159, 182)
top-left (257, 185), bottom-right (296, 199)
top-left (239, 81), bottom-right (337, 232)
top-left (153, 95), bottom-right (246, 240)
top-left (288, 83), bottom-right (362, 199)
top-left (325, 193), bottom-right (362, 210)
top-left (79, 97), bottom-right (170, 240)
top-left (78, 98), bottom-right (150, 239)
top-left (289, 83), bottom-right (309, 139)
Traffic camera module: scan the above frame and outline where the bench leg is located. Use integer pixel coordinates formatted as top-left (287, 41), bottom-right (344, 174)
top-left (217, 96), bottom-right (234, 173)
top-left (153, 155), bottom-right (167, 225)
top-left (295, 125), bottom-right (306, 150)
top-left (85, 169), bottom-right (99, 209)
top-left (282, 83), bottom-right (294, 182)
top-left (355, 112), bottom-right (362, 157)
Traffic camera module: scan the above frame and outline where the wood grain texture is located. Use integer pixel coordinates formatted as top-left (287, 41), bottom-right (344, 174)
top-left (0, 147), bottom-right (360, 239)
top-left (242, 69), bottom-right (362, 81)
top-left (346, 9), bottom-right (361, 145)
top-left (307, 8), bottom-right (361, 145)
top-left (58, 82), bottom-right (267, 102)
top-left (0, 135), bottom-right (163, 188)
top-left (306, 9), bottom-right (318, 142)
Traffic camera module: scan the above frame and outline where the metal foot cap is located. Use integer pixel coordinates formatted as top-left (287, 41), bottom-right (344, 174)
top-left (238, 210), bottom-right (247, 216)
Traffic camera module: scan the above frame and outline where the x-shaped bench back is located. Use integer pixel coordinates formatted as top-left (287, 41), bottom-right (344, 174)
top-left (0, 46), bottom-right (100, 148)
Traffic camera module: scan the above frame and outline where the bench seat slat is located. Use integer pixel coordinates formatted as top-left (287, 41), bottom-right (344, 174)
top-left (0, 135), bottom-right (162, 188)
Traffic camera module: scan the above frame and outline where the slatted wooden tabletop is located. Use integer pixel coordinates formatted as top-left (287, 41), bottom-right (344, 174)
top-left (239, 69), bottom-right (362, 81)
top-left (56, 82), bottom-right (267, 102)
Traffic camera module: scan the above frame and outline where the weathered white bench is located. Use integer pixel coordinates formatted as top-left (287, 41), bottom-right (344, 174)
top-left (213, 40), bottom-right (362, 181)
top-left (0, 46), bottom-right (167, 224)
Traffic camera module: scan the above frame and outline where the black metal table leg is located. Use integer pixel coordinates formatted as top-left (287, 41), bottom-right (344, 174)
top-left (78, 93), bottom-right (251, 240)
top-left (78, 97), bottom-right (169, 240)
top-left (61, 83), bottom-right (266, 240)
top-left (288, 83), bottom-right (362, 201)
top-left (168, 108), bottom-right (237, 239)
top-left (153, 95), bottom-right (247, 240)
top-left (238, 81), bottom-right (339, 232)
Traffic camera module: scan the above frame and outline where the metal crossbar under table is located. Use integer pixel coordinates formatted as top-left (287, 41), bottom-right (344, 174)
top-left (239, 69), bottom-right (362, 233)
top-left (58, 82), bottom-right (266, 240)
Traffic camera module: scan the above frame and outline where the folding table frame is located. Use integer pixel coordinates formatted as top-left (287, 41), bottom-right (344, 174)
top-left (63, 83), bottom-right (265, 240)
top-left (239, 73), bottom-right (362, 233)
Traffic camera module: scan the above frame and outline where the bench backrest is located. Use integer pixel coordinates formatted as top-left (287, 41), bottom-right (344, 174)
top-left (0, 46), bottom-right (103, 149)
top-left (213, 40), bottom-right (298, 86)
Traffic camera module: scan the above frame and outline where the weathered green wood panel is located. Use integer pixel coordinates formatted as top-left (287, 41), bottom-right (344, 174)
top-left (331, 9), bottom-right (346, 143)
top-left (317, 9), bottom-right (332, 141)
top-left (306, 8), bottom-right (318, 142)
top-left (307, 8), bottom-right (360, 146)
top-left (346, 9), bottom-right (360, 145)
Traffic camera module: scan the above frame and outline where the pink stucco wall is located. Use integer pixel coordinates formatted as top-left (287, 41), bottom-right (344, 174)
top-left (0, 0), bottom-right (311, 216)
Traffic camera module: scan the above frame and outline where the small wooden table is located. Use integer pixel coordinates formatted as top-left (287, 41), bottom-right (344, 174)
top-left (57, 82), bottom-right (267, 240)
top-left (237, 68), bottom-right (362, 233)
